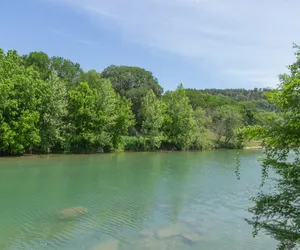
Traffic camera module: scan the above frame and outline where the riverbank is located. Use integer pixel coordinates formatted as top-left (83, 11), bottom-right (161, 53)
top-left (0, 132), bottom-right (262, 157)
top-left (0, 146), bottom-right (261, 158)
top-left (243, 146), bottom-right (263, 150)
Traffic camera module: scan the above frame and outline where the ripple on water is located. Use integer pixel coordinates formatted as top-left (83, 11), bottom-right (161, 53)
top-left (0, 151), bottom-right (278, 250)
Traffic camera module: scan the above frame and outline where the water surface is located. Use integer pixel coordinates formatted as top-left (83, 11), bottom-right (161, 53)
top-left (0, 150), bottom-right (277, 249)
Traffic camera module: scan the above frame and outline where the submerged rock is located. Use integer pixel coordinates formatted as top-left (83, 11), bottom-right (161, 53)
top-left (181, 233), bottom-right (202, 245)
top-left (180, 217), bottom-right (199, 227)
top-left (58, 207), bottom-right (88, 219)
top-left (91, 240), bottom-right (119, 250)
top-left (134, 239), bottom-right (170, 250)
top-left (139, 229), bottom-right (155, 239)
top-left (156, 224), bottom-right (183, 239)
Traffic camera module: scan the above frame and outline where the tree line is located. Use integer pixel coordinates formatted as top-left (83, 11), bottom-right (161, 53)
top-left (0, 49), bottom-right (276, 155)
top-left (195, 88), bottom-right (272, 101)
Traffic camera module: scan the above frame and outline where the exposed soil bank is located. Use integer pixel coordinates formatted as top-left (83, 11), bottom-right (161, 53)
top-left (243, 146), bottom-right (263, 149)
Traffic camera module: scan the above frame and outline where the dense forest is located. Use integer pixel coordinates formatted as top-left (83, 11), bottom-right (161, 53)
top-left (0, 49), bottom-right (277, 155)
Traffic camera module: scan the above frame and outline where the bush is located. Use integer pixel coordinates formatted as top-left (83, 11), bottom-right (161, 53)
top-left (120, 136), bottom-right (146, 151)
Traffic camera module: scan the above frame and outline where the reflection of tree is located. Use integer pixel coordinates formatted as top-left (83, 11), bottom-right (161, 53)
top-left (158, 152), bottom-right (191, 222)
top-left (0, 154), bottom-right (165, 248)
top-left (1, 152), bottom-right (192, 248)
top-left (79, 153), bottom-right (165, 237)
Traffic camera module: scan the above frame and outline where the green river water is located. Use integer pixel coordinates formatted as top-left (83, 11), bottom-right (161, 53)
top-left (0, 150), bottom-right (277, 250)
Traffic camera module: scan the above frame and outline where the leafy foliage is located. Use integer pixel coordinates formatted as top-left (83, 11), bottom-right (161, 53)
top-left (23, 51), bottom-right (84, 86)
top-left (37, 72), bottom-right (69, 153)
top-left (191, 107), bottom-right (213, 150)
top-left (50, 56), bottom-right (83, 86)
top-left (67, 82), bottom-right (109, 152)
top-left (0, 50), bottom-right (43, 154)
top-left (186, 89), bottom-right (235, 110)
top-left (163, 84), bottom-right (196, 150)
top-left (102, 65), bottom-right (163, 131)
top-left (0, 49), bottom-right (134, 155)
top-left (196, 88), bottom-right (272, 101)
top-left (0, 47), bottom-right (279, 155)
top-left (211, 105), bottom-right (243, 145)
top-left (22, 51), bottom-right (51, 80)
top-left (239, 46), bottom-right (300, 249)
top-left (140, 90), bottom-right (166, 149)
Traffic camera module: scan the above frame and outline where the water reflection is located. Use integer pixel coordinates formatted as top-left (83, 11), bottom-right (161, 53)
top-left (0, 151), bottom-right (277, 249)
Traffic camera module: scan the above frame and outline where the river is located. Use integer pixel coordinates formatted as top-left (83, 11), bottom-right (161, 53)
top-left (0, 150), bottom-right (277, 249)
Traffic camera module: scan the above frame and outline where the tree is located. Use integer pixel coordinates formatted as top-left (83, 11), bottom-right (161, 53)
top-left (102, 65), bottom-right (163, 130)
top-left (22, 52), bottom-right (83, 86)
top-left (140, 89), bottom-right (166, 149)
top-left (67, 75), bottom-right (134, 152)
top-left (239, 46), bottom-right (300, 250)
top-left (191, 107), bottom-right (212, 149)
top-left (241, 106), bottom-right (256, 126)
top-left (79, 70), bottom-right (134, 149)
top-left (186, 89), bottom-right (235, 110)
top-left (102, 65), bottom-right (163, 97)
top-left (193, 107), bottom-right (211, 132)
top-left (37, 72), bottom-right (69, 153)
top-left (211, 105), bottom-right (243, 144)
top-left (163, 84), bottom-right (196, 150)
top-left (112, 96), bottom-right (134, 149)
top-left (67, 82), bottom-right (109, 152)
top-left (186, 88), bottom-right (276, 113)
top-left (50, 56), bottom-right (83, 87)
top-left (22, 51), bottom-right (51, 80)
top-left (0, 50), bottom-right (43, 154)
top-left (253, 111), bottom-right (282, 127)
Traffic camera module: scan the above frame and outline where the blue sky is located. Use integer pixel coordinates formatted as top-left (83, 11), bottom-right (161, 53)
top-left (1, 0), bottom-right (300, 90)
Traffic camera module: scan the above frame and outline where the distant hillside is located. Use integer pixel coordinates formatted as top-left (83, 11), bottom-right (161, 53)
top-left (186, 88), bottom-right (277, 112)
top-left (194, 88), bottom-right (272, 101)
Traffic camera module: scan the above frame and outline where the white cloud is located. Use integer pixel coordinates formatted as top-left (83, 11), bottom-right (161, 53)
top-left (48, 0), bottom-right (300, 88)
